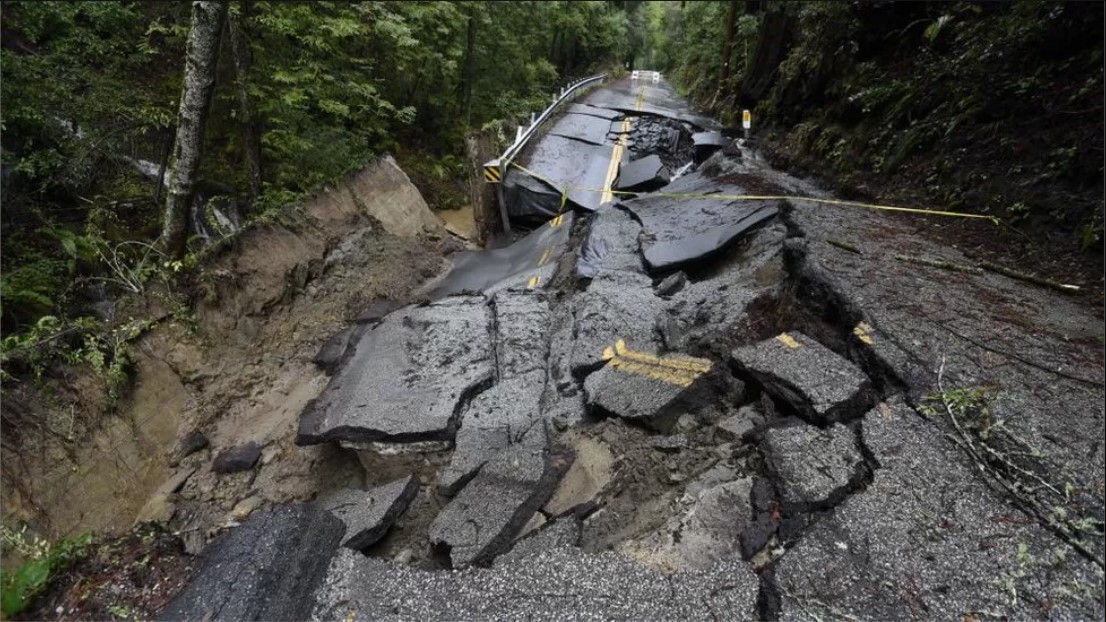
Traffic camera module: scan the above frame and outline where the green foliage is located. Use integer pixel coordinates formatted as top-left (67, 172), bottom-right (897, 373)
top-left (674, 0), bottom-right (1104, 252)
top-left (0, 526), bottom-right (94, 618)
top-left (1, 0), bottom-right (635, 386)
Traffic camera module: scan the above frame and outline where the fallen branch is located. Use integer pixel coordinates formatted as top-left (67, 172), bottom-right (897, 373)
top-left (980, 261), bottom-right (1081, 294)
top-left (826, 239), bottom-right (862, 254)
top-left (935, 356), bottom-right (1105, 569)
top-left (894, 254), bottom-right (982, 274)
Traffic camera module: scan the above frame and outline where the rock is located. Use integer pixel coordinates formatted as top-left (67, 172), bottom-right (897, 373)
top-left (650, 433), bottom-right (689, 453)
top-left (318, 474), bottom-right (418, 550)
top-left (654, 271), bottom-right (687, 297)
top-left (212, 442), bottom-right (261, 474)
top-left (623, 475), bottom-right (753, 571)
top-left (430, 429), bottom-right (571, 568)
top-left (298, 296), bottom-right (493, 447)
top-left (174, 431), bottom-right (209, 460)
top-left (312, 325), bottom-right (360, 373)
top-left (761, 421), bottom-right (866, 514)
top-left (543, 437), bottom-right (614, 516)
top-left (584, 347), bottom-right (715, 433)
top-left (716, 404), bottom-right (764, 441)
top-left (731, 331), bottom-right (873, 424)
top-left (135, 467), bottom-right (196, 525)
top-left (232, 495), bottom-right (264, 521)
top-left (159, 504), bottom-right (344, 621)
top-left (774, 399), bottom-right (1104, 620)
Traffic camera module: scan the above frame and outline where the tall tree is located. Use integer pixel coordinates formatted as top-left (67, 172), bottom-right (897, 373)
top-left (227, 2), bottom-right (262, 201)
top-left (719, 0), bottom-right (738, 84)
top-left (162, 0), bottom-right (228, 258)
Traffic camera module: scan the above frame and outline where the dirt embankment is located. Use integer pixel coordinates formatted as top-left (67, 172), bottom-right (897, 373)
top-left (2, 155), bottom-right (457, 551)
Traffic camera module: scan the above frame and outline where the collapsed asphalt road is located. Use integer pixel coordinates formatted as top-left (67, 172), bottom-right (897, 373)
top-left (162, 78), bottom-right (1104, 621)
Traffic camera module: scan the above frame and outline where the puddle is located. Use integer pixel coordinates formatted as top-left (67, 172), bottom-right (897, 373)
top-left (436, 204), bottom-right (476, 240)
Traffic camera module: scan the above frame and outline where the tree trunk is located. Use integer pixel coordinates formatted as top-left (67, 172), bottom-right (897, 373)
top-left (737, 2), bottom-right (794, 107)
top-left (720, 0), bottom-right (738, 84)
top-left (460, 7), bottom-right (477, 126)
top-left (227, 2), bottom-right (261, 202)
top-left (162, 0), bottom-right (228, 258)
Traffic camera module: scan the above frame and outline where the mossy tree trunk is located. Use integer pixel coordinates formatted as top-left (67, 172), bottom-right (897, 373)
top-left (162, 0), bottom-right (228, 258)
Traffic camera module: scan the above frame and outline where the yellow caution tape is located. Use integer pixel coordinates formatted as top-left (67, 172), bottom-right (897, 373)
top-left (502, 160), bottom-right (1002, 227)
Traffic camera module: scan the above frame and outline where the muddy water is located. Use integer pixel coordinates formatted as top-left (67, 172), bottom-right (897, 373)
top-left (4, 354), bottom-right (185, 539)
top-left (436, 204), bottom-right (476, 240)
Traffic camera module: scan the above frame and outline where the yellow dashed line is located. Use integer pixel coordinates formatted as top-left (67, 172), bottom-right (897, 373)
top-left (614, 339), bottom-right (712, 373)
top-left (600, 85), bottom-right (645, 205)
top-left (538, 247), bottom-right (552, 266)
top-left (550, 214), bottom-right (564, 228)
top-left (527, 275), bottom-right (541, 289)
top-left (608, 357), bottom-right (696, 388)
top-left (601, 339), bottom-right (711, 388)
top-left (776, 333), bottom-right (801, 349)
top-left (853, 322), bottom-right (874, 345)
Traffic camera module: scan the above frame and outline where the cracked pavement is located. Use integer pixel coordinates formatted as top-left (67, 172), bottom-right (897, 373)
top-left (163, 77), bottom-right (1104, 621)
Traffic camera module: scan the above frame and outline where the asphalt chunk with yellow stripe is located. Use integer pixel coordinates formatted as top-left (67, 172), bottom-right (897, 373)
top-left (731, 331), bottom-right (874, 425)
top-left (586, 339), bottom-right (715, 432)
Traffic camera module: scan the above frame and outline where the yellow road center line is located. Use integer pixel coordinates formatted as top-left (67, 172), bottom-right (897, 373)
top-left (776, 333), bottom-right (801, 349)
top-left (527, 275), bottom-right (541, 289)
top-left (608, 357), bottom-right (696, 388)
top-left (538, 248), bottom-right (552, 266)
top-left (853, 322), bottom-right (873, 345)
top-left (614, 339), bottom-right (712, 373)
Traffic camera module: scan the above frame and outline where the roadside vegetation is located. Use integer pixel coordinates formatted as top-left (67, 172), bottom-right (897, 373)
top-left (659, 1), bottom-right (1103, 265)
top-left (0, 0), bottom-right (643, 412)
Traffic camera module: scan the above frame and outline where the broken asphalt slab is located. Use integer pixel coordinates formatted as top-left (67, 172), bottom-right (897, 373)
top-left (568, 271), bottom-right (668, 374)
top-left (615, 154), bottom-right (670, 193)
top-left (773, 399), bottom-right (1105, 620)
top-left (507, 134), bottom-right (618, 214)
top-left (760, 421), bottom-right (867, 514)
top-left (584, 346), bottom-right (716, 433)
top-left (547, 112), bottom-right (618, 146)
top-left (159, 504), bottom-right (344, 622)
top-left (620, 172), bottom-right (778, 272)
top-left (577, 206), bottom-right (645, 278)
top-left (297, 295), bottom-right (493, 446)
top-left (731, 331), bottom-right (874, 424)
top-left (423, 214), bottom-right (574, 299)
top-left (438, 371), bottom-right (546, 496)
top-left (317, 474), bottom-right (418, 551)
top-left (430, 427), bottom-right (571, 567)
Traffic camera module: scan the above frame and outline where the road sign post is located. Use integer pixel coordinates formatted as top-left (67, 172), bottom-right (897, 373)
top-left (742, 109), bottom-right (751, 141)
top-left (484, 159), bottom-right (511, 234)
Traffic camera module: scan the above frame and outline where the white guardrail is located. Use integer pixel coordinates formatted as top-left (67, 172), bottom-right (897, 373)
top-left (484, 73), bottom-right (607, 233)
